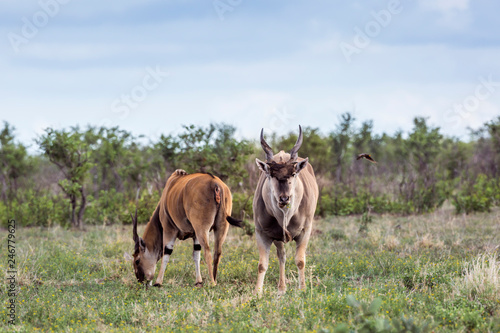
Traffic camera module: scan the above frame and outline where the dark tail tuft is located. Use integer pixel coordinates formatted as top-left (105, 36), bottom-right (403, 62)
top-left (226, 216), bottom-right (243, 228)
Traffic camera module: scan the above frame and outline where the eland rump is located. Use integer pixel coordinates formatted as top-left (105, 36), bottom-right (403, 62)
top-left (130, 169), bottom-right (242, 287)
top-left (253, 126), bottom-right (319, 295)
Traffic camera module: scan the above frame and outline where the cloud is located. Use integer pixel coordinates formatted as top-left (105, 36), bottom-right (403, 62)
top-left (419, 0), bottom-right (469, 12)
top-left (418, 0), bottom-right (471, 30)
top-left (2, 0), bottom-right (500, 151)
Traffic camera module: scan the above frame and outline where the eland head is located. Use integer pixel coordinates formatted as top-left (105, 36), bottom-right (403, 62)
top-left (256, 125), bottom-right (309, 210)
top-left (130, 209), bottom-right (159, 284)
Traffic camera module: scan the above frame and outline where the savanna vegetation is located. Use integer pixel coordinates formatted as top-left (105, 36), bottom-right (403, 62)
top-left (1, 114), bottom-right (500, 332)
top-left (1, 114), bottom-right (500, 228)
top-left (1, 209), bottom-right (499, 332)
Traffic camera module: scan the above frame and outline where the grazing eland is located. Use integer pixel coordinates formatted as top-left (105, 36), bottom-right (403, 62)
top-left (253, 126), bottom-right (319, 295)
top-left (129, 169), bottom-right (242, 287)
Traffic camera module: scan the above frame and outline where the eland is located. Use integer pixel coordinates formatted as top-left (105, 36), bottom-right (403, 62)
top-left (129, 169), bottom-right (242, 287)
top-left (253, 126), bottom-right (319, 295)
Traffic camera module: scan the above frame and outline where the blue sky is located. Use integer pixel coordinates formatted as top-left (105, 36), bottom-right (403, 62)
top-left (1, 0), bottom-right (500, 152)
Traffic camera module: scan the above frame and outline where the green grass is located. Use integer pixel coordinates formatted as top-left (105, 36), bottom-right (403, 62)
top-left (1, 209), bottom-right (500, 332)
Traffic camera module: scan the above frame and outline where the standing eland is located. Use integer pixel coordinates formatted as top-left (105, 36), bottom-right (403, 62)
top-left (253, 126), bottom-right (319, 295)
top-left (129, 169), bottom-right (242, 287)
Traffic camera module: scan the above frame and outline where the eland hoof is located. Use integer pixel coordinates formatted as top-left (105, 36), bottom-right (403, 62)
top-left (194, 282), bottom-right (203, 288)
top-left (153, 283), bottom-right (162, 288)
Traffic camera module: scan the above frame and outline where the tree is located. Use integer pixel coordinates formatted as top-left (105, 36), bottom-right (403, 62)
top-left (441, 138), bottom-right (470, 180)
top-left (274, 127), bottom-right (332, 177)
top-left (155, 133), bottom-right (180, 173)
top-left (352, 120), bottom-right (381, 174)
top-left (210, 123), bottom-right (254, 186)
top-left (84, 126), bottom-right (133, 195)
top-left (0, 122), bottom-right (31, 201)
top-left (330, 112), bottom-right (356, 182)
top-left (155, 123), bottom-right (253, 188)
top-left (120, 141), bottom-right (150, 196)
top-left (403, 117), bottom-right (447, 213)
top-left (471, 116), bottom-right (500, 178)
top-left (407, 117), bottom-right (443, 175)
top-left (37, 127), bottom-right (92, 228)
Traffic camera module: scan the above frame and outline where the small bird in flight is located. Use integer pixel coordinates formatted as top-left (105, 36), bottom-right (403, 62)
top-left (356, 153), bottom-right (377, 163)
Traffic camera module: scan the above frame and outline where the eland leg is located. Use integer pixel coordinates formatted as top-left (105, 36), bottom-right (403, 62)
top-left (254, 231), bottom-right (272, 296)
top-left (197, 230), bottom-right (216, 286)
top-left (154, 230), bottom-right (178, 287)
top-left (212, 222), bottom-right (229, 283)
top-left (274, 240), bottom-right (287, 295)
top-left (295, 224), bottom-right (312, 290)
top-left (193, 238), bottom-right (203, 287)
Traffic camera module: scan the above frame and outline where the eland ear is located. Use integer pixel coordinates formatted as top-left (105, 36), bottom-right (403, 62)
top-left (124, 252), bottom-right (133, 261)
top-left (139, 238), bottom-right (146, 251)
top-left (256, 158), bottom-right (270, 174)
top-left (295, 158), bottom-right (309, 173)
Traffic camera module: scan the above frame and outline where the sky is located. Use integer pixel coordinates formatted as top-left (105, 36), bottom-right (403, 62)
top-left (1, 0), bottom-right (500, 152)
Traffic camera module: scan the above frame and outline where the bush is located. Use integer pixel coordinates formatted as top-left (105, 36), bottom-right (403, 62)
top-left (411, 180), bottom-right (449, 214)
top-left (84, 189), bottom-right (127, 225)
top-left (231, 192), bottom-right (253, 220)
top-left (239, 219), bottom-right (255, 236)
top-left (453, 174), bottom-right (499, 214)
top-left (122, 190), bottom-right (161, 225)
top-left (0, 190), bottom-right (69, 227)
top-left (318, 189), bottom-right (411, 216)
top-left (398, 177), bottom-right (450, 214)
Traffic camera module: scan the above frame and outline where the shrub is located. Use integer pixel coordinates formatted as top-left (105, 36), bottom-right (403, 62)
top-left (0, 190), bottom-right (69, 227)
top-left (318, 189), bottom-right (412, 216)
top-left (453, 174), bottom-right (499, 214)
top-left (239, 219), bottom-right (255, 236)
top-left (84, 189), bottom-right (127, 225)
top-left (231, 192), bottom-right (253, 220)
top-left (122, 190), bottom-right (161, 225)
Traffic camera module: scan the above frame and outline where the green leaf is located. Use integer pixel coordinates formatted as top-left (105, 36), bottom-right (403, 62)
top-left (366, 298), bottom-right (382, 316)
top-left (346, 295), bottom-right (360, 309)
top-left (333, 323), bottom-right (350, 333)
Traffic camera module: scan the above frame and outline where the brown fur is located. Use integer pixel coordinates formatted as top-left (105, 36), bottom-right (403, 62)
top-left (132, 170), bottom-right (241, 286)
top-left (138, 205), bottom-right (163, 259)
top-left (267, 162), bottom-right (297, 180)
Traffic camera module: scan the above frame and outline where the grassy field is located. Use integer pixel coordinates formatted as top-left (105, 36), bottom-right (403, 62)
top-left (1, 208), bottom-right (500, 332)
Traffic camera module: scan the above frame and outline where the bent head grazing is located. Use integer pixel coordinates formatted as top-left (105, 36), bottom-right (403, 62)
top-left (256, 126), bottom-right (309, 209)
top-left (130, 209), bottom-right (157, 283)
